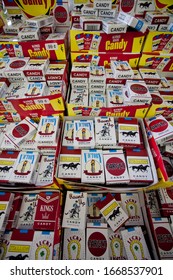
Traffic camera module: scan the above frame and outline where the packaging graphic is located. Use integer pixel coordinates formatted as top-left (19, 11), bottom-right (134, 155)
top-left (0, 192), bottom-right (14, 233)
top-left (117, 117), bottom-right (141, 147)
top-left (36, 155), bottom-right (55, 186)
top-left (34, 192), bottom-right (61, 231)
top-left (152, 217), bottom-right (173, 259)
top-left (30, 230), bottom-right (54, 260)
top-left (108, 227), bottom-right (127, 260)
top-left (87, 193), bottom-right (103, 224)
top-left (17, 194), bottom-right (38, 230)
top-left (4, 117), bottom-right (38, 149)
top-left (63, 228), bottom-right (85, 260)
top-left (5, 229), bottom-right (34, 260)
top-left (126, 148), bottom-right (153, 184)
top-left (86, 223), bottom-right (109, 260)
top-left (96, 193), bottom-right (129, 232)
top-left (0, 151), bottom-right (19, 183)
top-left (9, 151), bottom-right (40, 184)
top-left (121, 226), bottom-right (151, 260)
top-left (81, 149), bottom-right (105, 184)
top-left (95, 116), bottom-right (116, 147)
top-left (62, 120), bottom-right (74, 147)
top-left (121, 193), bottom-right (144, 225)
top-left (62, 191), bottom-right (87, 229)
top-left (73, 119), bottom-right (95, 149)
top-left (35, 116), bottom-right (59, 145)
top-left (103, 150), bottom-right (130, 184)
top-left (58, 154), bottom-right (81, 180)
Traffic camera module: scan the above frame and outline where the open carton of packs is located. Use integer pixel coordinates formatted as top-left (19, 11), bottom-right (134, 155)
top-left (56, 116), bottom-right (159, 191)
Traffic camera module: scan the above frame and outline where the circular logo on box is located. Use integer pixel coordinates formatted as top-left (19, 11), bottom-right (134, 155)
top-left (163, 160), bottom-right (173, 178)
top-left (151, 94), bottom-right (163, 105)
top-left (149, 119), bottom-right (168, 133)
top-left (9, 60), bottom-right (26, 69)
top-left (54, 6), bottom-right (68, 24)
top-left (12, 124), bottom-right (30, 138)
top-left (88, 232), bottom-right (107, 257)
top-left (130, 84), bottom-right (148, 94)
top-left (121, 0), bottom-right (135, 13)
top-left (155, 227), bottom-right (173, 251)
top-left (106, 157), bottom-right (126, 176)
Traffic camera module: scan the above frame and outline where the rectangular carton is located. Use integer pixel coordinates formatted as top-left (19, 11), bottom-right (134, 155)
top-left (63, 228), bottom-right (85, 260)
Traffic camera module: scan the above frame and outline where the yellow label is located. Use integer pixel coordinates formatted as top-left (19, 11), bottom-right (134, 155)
top-left (0, 160), bottom-right (14, 165)
top-left (169, 63), bottom-right (173, 71)
top-left (0, 204), bottom-right (6, 211)
top-left (103, 201), bottom-right (118, 216)
top-left (129, 159), bottom-right (148, 164)
top-left (120, 125), bottom-right (137, 131)
top-left (60, 156), bottom-right (80, 162)
top-left (8, 244), bottom-right (30, 253)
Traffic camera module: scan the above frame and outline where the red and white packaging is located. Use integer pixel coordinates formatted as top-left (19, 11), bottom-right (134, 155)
top-left (152, 217), bottom-right (173, 259)
top-left (62, 191), bottom-right (87, 229)
top-left (70, 62), bottom-right (90, 84)
top-left (58, 153), bottom-right (81, 181)
top-left (162, 156), bottom-right (173, 182)
top-left (45, 63), bottom-right (67, 87)
top-left (26, 15), bottom-right (54, 28)
top-left (29, 230), bottom-right (54, 260)
top-left (18, 27), bottom-right (40, 41)
top-left (103, 150), bottom-right (130, 184)
top-left (34, 191), bottom-right (61, 231)
top-left (4, 57), bottom-right (29, 83)
top-left (5, 229), bottom-right (34, 260)
top-left (6, 193), bottom-right (23, 230)
top-left (0, 192), bottom-right (15, 233)
top-left (94, 0), bottom-right (112, 10)
top-left (125, 80), bottom-right (152, 105)
top-left (126, 148), bottom-right (153, 184)
top-left (0, 151), bottom-right (19, 183)
top-left (86, 223), bottom-right (109, 260)
top-left (145, 11), bottom-right (170, 25)
top-left (139, 68), bottom-right (161, 85)
top-left (117, 117), bottom-right (141, 147)
top-left (121, 226), bottom-right (151, 260)
top-left (119, 0), bottom-right (136, 15)
top-left (120, 193), bottom-right (144, 225)
top-left (96, 193), bottom-right (129, 232)
top-left (145, 191), bottom-right (161, 218)
top-left (80, 16), bottom-right (102, 31)
top-left (117, 11), bottom-right (148, 32)
top-left (0, 230), bottom-right (12, 259)
top-left (23, 58), bottom-right (49, 78)
top-left (108, 227), bottom-right (127, 260)
top-left (111, 60), bottom-right (134, 79)
top-left (146, 115), bottom-right (173, 145)
top-left (5, 117), bottom-right (38, 149)
top-left (35, 116), bottom-right (60, 146)
top-left (17, 193), bottom-right (38, 230)
top-left (62, 228), bottom-right (85, 260)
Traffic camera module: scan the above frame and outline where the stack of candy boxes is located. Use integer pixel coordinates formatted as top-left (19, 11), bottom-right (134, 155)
top-left (0, 0), bottom-right (173, 260)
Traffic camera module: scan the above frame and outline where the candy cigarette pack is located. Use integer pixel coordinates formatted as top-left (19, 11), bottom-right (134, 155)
top-left (58, 154), bottom-right (81, 180)
top-left (26, 15), bottom-right (54, 28)
top-left (103, 150), bottom-right (130, 184)
top-left (29, 230), bottom-right (54, 260)
top-left (81, 149), bottom-right (105, 184)
top-left (87, 193), bottom-right (103, 224)
top-left (111, 60), bottom-right (134, 79)
top-left (5, 229), bottom-right (34, 260)
top-left (62, 191), bottom-right (87, 229)
top-left (152, 217), bottom-right (173, 259)
top-left (4, 117), bottom-right (38, 149)
top-left (0, 192), bottom-right (14, 233)
top-left (73, 119), bottom-right (95, 149)
top-left (9, 151), bottom-right (40, 184)
top-left (86, 223), bottom-right (109, 260)
top-left (108, 227), bottom-right (127, 260)
top-left (34, 191), bottom-right (61, 231)
top-left (62, 120), bottom-right (74, 147)
top-left (17, 194), bottom-right (38, 230)
top-left (6, 193), bottom-right (23, 230)
top-left (120, 193), bottom-right (144, 226)
top-left (121, 226), bottom-right (151, 260)
top-left (35, 116), bottom-right (60, 145)
top-left (95, 116), bottom-right (116, 148)
top-left (117, 117), bottom-right (141, 147)
top-left (36, 155), bottom-right (55, 186)
top-left (0, 151), bottom-right (19, 183)
top-left (96, 193), bottom-right (129, 232)
top-left (63, 228), bottom-right (85, 260)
